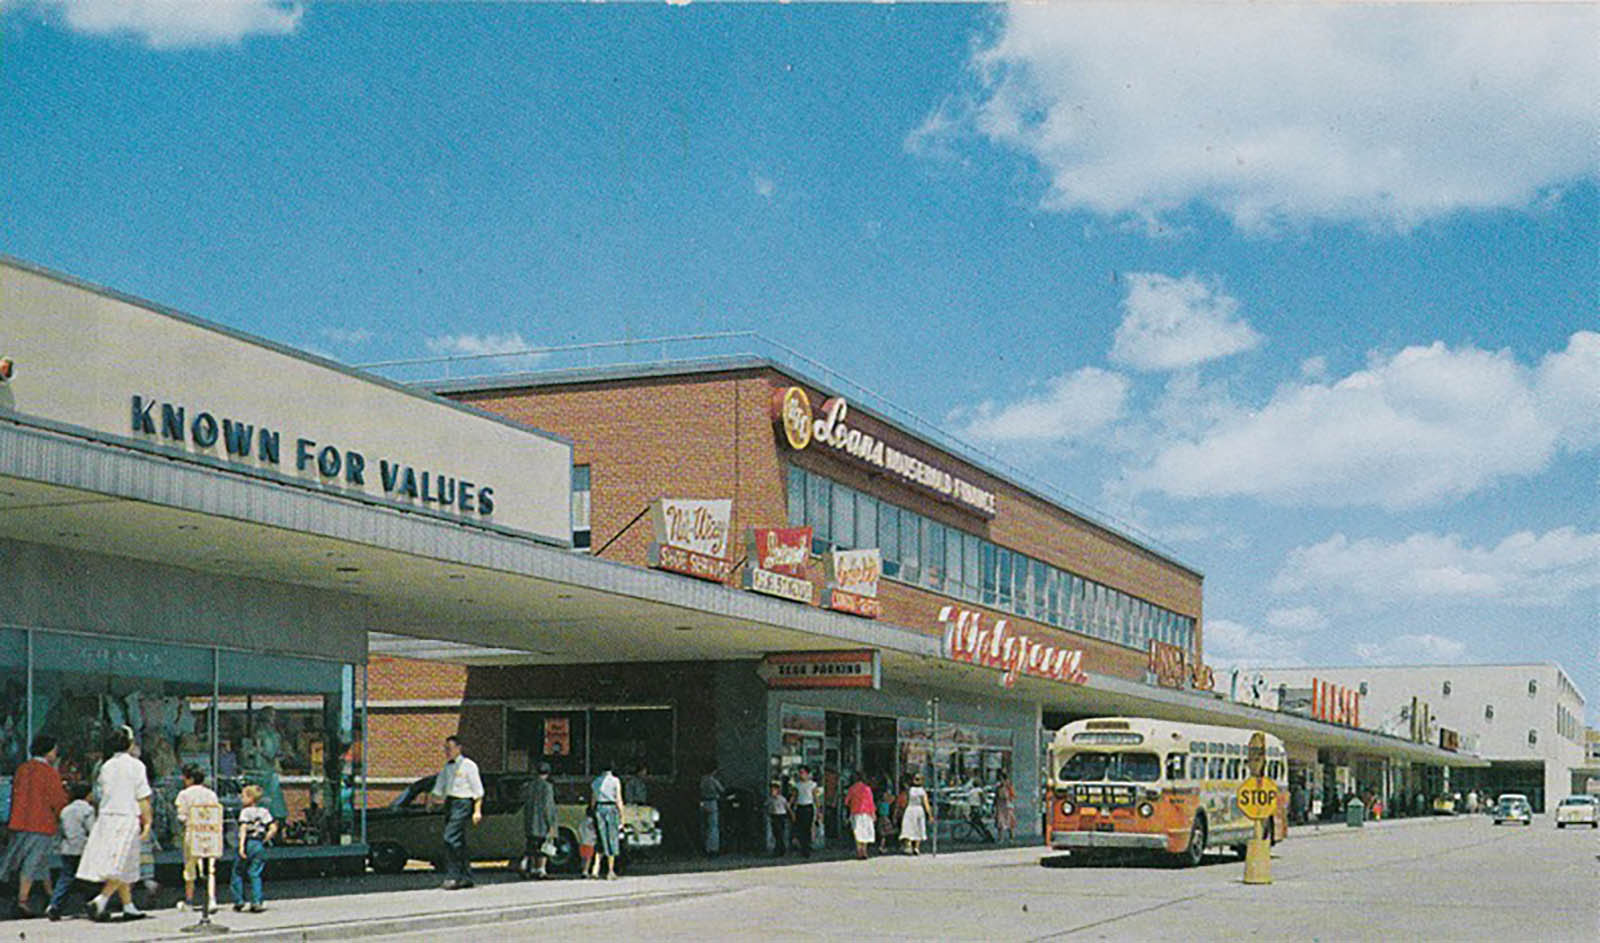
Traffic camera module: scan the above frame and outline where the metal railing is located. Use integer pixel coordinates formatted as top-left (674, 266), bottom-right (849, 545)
top-left (357, 333), bottom-right (1190, 567)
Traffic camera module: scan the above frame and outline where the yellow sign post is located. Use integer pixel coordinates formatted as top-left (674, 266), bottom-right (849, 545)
top-left (1237, 732), bottom-right (1276, 885)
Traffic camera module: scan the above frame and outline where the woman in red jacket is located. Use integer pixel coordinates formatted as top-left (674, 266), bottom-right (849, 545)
top-left (0, 734), bottom-right (68, 917)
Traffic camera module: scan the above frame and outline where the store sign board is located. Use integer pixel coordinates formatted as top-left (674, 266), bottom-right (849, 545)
top-left (1312, 678), bottom-right (1361, 728)
top-left (746, 565), bottom-right (815, 603)
top-left (771, 385), bottom-right (998, 518)
top-left (758, 651), bottom-right (880, 690)
top-left (745, 526), bottom-right (815, 603)
top-left (543, 717), bottom-right (571, 756)
top-left (0, 261), bottom-right (571, 542)
top-left (937, 605), bottom-right (1088, 688)
top-left (1148, 639), bottom-right (1187, 689)
top-left (184, 803), bottom-right (224, 859)
top-left (648, 498), bottom-right (733, 582)
top-left (1438, 728), bottom-right (1460, 752)
top-left (824, 547), bottom-right (881, 618)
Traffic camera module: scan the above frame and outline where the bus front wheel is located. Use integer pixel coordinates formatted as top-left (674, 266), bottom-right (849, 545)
top-left (1182, 815), bottom-right (1207, 868)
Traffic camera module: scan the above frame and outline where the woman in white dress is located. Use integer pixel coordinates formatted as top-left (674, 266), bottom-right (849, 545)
top-left (900, 773), bottom-right (933, 855)
top-left (77, 725), bottom-right (153, 922)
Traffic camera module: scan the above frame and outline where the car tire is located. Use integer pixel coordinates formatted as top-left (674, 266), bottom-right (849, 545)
top-left (548, 828), bottom-right (581, 875)
top-left (1557, 822), bottom-right (1565, 829)
top-left (1182, 815), bottom-right (1207, 868)
top-left (369, 842), bottom-right (409, 875)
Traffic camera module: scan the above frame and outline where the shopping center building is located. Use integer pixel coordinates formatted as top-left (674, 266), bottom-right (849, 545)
top-left (2, 257), bottom-right (1475, 878)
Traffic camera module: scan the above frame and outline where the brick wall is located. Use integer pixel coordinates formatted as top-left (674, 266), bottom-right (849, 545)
top-left (451, 368), bottom-right (1204, 679)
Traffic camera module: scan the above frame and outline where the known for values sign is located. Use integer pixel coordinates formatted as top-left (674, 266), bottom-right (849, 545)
top-left (823, 547), bottom-right (882, 618)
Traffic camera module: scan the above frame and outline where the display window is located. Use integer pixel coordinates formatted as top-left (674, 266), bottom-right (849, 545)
top-left (0, 628), bottom-right (360, 859)
top-left (505, 705), bottom-right (673, 780)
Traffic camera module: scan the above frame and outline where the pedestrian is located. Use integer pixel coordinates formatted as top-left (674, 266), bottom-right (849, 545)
top-left (579, 791), bottom-right (599, 878)
top-left (900, 774), bottom-right (932, 855)
top-left (893, 777), bottom-right (910, 852)
top-left (765, 781), bottom-right (790, 857)
top-left (591, 759), bottom-right (624, 880)
top-left (699, 765), bottom-right (725, 857)
top-left (845, 774), bottom-right (875, 859)
top-left (623, 762), bottom-right (650, 805)
top-left (174, 764), bottom-right (220, 912)
top-left (993, 770), bottom-right (1018, 843)
top-left (77, 725), bottom-right (153, 923)
top-left (229, 784), bottom-right (276, 913)
top-left (46, 781), bottom-right (95, 921)
top-left (521, 762), bottom-right (558, 879)
top-left (426, 735), bottom-right (483, 890)
top-left (875, 776), bottom-right (894, 853)
top-left (790, 766), bottom-right (818, 858)
top-left (0, 733), bottom-right (69, 918)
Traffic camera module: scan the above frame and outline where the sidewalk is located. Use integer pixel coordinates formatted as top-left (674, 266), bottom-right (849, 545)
top-left (1291, 812), bottom-right (1466, 839)
top-left (16, 871), bottom-right (739, 943)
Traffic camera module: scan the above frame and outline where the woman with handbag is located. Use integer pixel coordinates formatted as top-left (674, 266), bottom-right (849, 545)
top-left (521, 762), bottom-right (558, 879)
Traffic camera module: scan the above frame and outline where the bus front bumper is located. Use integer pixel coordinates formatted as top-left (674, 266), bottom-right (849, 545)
top-left (1051, 831), bottom-right (1170, 851)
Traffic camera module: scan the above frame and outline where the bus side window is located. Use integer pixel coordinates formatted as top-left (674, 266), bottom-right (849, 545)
top-left (1227, 759), bottom-right (1241, 780)
top-left (1190, 757), bottom-right (1205, 780)
top-left (1165, 753), bottom-right (1186, 782)
top-left (1209, 757), bottom-right (1224, 779)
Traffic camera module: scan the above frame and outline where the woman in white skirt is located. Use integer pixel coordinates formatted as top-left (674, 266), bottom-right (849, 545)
top-left (77, 725), bottom-right (153, 922)
top-left (900, 773), bottom-right (933, 855)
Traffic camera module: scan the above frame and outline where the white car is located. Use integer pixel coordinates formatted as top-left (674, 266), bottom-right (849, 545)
top-left (1492, 793), bottom-right (1532, 826)
top-left (1554, 795), bottom-right (1598, 829)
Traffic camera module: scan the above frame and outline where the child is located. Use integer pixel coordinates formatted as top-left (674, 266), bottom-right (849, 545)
top-left (230, 784), bottom-right (276, 913)
top-left (45, 782), bottom-right (95, 921)
top-left (174, 764), bottom-right (220, 912)
top-left (579, 804), bottom-right (599, 878)
top-left (765, 781), bottom-right (790, 857)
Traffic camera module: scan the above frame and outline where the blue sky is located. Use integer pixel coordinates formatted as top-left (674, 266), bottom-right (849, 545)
top-left (4, 2), bottom-right (1596, 719)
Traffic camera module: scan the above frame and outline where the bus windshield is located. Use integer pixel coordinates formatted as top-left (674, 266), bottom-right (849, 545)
top-left (1059, 751), bottom-right (1161, 783)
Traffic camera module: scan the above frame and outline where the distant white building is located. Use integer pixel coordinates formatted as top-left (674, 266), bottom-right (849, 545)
top-left (1242, 663), bottom-right (1587, 812)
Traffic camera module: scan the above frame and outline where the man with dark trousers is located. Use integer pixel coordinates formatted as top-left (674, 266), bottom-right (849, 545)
top-left (426, 736), bottom-right (483, 889)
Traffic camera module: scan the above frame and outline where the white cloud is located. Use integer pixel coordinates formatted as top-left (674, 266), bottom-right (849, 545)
top-left (1353, 633), bottom-right (1468, 666)
top-left (319, 327), bottom-right (374, 346)
top-left (1203, 618), bottom-right (1305, 672)
top-left (953, 366), bottom-right (1128, 443)
top-left (424, 332), bottom-right (536, 358)
top-left (1125, 332), bottom-right (1600, 509)
top-left (1110, 273), bottom-right (1261, 371)
top-left (1264, 606), bottom-right (1327, 634)
top-left (34, 1), bottom-right (302, 49)
top-left (752, 174), bottom-right (776, 199)
top-left (1273, 527), bottom-right (1600, 607)
top-left (923, 4), bottom-right (1599, 232)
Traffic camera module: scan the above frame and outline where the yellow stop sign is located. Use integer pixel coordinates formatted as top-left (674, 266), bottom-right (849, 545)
top-left (1236, 777), bottom-right (1279, 820)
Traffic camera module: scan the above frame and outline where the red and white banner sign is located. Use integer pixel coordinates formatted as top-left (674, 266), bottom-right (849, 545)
top-left (937, 606), bottom-right (1087, 688)
top-left (824, 547), bottom-right (881, 618)
top-left (745, 526), bottom-right (815, 602)
top-left (1312, 678), bottom-right (1361, 727)
top-left (757, 650), bottom-right (880, 689)
top-left (649, 498), bottom-right (733, 582)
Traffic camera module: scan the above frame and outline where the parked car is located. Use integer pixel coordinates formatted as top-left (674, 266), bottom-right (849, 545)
top-left (1430, 794), bottom-right (1458, 816)
top-left (1492, 793), bottom-right (1532, 826)
top-left (1554, 794), bottom-right (1598, 829)
top-left (366, 773), bottom-right (662, 874)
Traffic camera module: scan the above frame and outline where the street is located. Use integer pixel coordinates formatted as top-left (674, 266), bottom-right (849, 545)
top-left (15, 815), bottom-right (1596, 942)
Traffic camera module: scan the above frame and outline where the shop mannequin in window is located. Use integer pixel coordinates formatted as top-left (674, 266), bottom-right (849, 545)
top-left (242, 709), bottom-right (289, 820)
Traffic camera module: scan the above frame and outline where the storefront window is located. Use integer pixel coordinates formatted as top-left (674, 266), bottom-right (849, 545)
top-left (30, 631), bottom-right (214, 855)
top-left (963, 534), bottom-right (980, 603)
top-left (855, 492), bottom-right (877, 554)
top-left (507, 706), bottom-right (674, 781)
top-left (0, 628), bottom-right (27, 781)
top-left (944, 527), bottom-right (963, 598)
top-left (831, 483), bottom-right (855, 549)
top-left (980, 543), bottom-right (997, 606)
top-left (878, 504), bottom-right (900, 577)
top-left (807, 472), bottom-right (830, 549)
top-left (997, 549), bottom-right (1013, 609)
top-left (899, 510), bottom-right (919, 583)
top-left (508, 709), bottom-right (588, 777)
top-left (787, 465), bottom-right (806, 526)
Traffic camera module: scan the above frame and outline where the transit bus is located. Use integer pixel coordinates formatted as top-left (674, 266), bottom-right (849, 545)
top-left (1046, 717), bottom-right (1288, 865)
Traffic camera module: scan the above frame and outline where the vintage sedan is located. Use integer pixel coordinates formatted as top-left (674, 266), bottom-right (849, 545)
top-left (366, 773), bottom-right (662, 874)
top-left (1554, 794), bottom-right (1598, 829)
top-left (1492, 793), bottom-right (1532, 826)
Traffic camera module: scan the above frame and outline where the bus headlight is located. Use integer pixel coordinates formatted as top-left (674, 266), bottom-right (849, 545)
top-left (1137, 802), bottom-right (1155, 818)
top-left (1060, 800), bottom-right (1075, 817)
top-left (651, 809), bottom-right (661, 825)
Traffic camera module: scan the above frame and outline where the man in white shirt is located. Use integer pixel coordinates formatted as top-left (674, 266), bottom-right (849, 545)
top-left (426, 736), bottom-right (483, 889)
top-left (791, 766), bottom-right (819, 858)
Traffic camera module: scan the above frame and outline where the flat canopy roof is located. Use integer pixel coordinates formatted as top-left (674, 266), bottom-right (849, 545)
top-left (0, 416), bottom-right (1470, 770)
